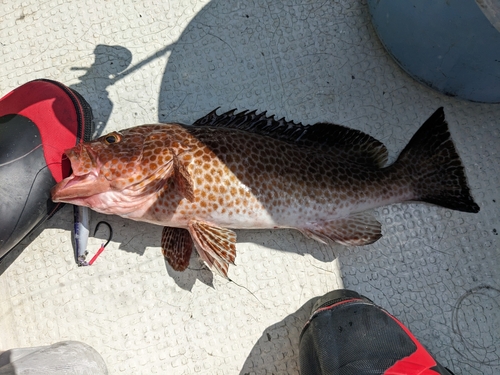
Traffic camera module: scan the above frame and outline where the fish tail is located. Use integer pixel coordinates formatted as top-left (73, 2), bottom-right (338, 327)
top-left (395, 108), bottom-right (480, 213)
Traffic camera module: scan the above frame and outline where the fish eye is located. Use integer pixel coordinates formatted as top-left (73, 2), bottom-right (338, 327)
top-left (104, 133), bottom-right (121, 145)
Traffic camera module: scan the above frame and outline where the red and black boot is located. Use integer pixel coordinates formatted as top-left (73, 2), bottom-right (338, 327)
top-left (0, 79), bottom-right (93, 261)
top-left (299, 289), bottom-right (455, 375)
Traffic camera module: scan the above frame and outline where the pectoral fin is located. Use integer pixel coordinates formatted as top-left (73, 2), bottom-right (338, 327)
top-left (188, 219), bottom-right (237, 278)
top-left (161, 226), bottom-right (193, 271)
top-left (303, 211), bottom-right (382, 246)
top-left (173, 154), bottom-right (194, 202)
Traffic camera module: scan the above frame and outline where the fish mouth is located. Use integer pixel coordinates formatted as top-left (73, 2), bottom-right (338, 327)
top-left (51, 173), bottom-right (100, 202)
top-left (51, 146), bottom-right (109, 204)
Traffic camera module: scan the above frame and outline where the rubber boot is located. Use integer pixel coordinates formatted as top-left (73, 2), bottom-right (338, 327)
top-left (0, 79), bottom-right (93, 261)
top-left (299, 289), bottom-right (455, 375)
top-left (0, 341), bottom-right (108, 375)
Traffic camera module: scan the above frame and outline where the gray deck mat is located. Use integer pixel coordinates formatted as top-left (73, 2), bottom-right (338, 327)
top-left (1, 1), bottom-right (498, 374)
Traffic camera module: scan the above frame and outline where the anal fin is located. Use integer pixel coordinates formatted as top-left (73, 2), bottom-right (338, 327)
top-left (188, 219), bottom-right (236, 278)
top-left (303, 211), bottom-right (382, 246)
top-left (161, 226), bottom-right (193, 271)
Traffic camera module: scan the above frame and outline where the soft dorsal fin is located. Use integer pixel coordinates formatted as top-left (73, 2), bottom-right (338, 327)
top-left (192, 108), bottom-right (388, 167)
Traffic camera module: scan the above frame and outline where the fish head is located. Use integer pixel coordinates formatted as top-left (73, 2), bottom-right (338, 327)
top-left (51, 125), bottom-right (179, 212)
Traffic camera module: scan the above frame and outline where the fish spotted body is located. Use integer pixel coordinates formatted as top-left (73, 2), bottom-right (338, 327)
top-left (52, 108), bottom-right (479, 277)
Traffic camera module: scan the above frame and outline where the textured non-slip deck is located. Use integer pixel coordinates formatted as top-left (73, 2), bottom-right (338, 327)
top-left (1, 1), bottom-right (499, 374)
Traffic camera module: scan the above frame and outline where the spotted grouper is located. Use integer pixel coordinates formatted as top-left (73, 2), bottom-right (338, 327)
top-left (51, 107), bottom-right (479, 277)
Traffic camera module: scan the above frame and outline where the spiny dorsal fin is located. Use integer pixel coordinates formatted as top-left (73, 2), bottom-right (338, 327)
top-left (193, 108), bottom-right (388, 167)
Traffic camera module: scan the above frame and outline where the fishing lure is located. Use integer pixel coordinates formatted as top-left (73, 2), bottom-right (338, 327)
top-left (73, 206), bottom-right (112, 266)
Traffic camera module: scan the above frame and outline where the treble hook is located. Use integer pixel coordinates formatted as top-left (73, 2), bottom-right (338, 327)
top-left (88, 221), bottom-right (113, 266)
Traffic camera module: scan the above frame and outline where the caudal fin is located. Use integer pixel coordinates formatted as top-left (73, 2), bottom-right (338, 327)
top-left (396, 108), bottom-right (480, 213)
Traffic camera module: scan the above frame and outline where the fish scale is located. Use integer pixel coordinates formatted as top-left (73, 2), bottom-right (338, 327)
top-left (52, 107), bottom-right (479, 278)
top-left (153, 127), bottom-right (272, 229)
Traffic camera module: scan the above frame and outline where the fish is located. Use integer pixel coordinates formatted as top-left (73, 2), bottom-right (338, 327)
top-left (51, 107), bottom-right (479, 278)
